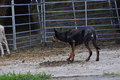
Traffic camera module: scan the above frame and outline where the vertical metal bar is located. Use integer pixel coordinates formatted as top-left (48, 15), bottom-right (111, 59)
top-left (36, 0), bottom-right (43, 45)
top-left (41, 0), bottom-right (43, 29)
top-left (43, 0), bottom-right (46, 44)
top-left (108, 0), bottom-right (114, 24)
top-left (36, 0), bottom-right (41, 27)
top-left (28, 4), bottom-right (32, 45)
top-left (72, 1), bottom-right (77, 29)
top-left (85, 1), bottom-right (88, 27)
top-left (114, 0), bottom-right (120, 24)
top-left (11, 0), bottom-right (17, 50)
top-left (41, 0), bottom-right (44, 45)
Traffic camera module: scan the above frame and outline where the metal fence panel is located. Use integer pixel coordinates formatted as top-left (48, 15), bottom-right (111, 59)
top-left (0, 0), bottom-right (120, 50)
top-left (44, 0), bottom-right (120, 42)
top-left (0, 0), bottom-right (45, 50)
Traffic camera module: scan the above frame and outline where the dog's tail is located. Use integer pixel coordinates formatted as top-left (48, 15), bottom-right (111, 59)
top-left (90, 28), bottom-right (100, 50)
top-left (92, 39), bottom-right (100, 49)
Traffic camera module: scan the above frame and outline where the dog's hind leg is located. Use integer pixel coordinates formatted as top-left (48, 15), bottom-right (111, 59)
top-left (84, 42), bottom-right (92, 61)
top-left (95, 48), bottom-right (99, 61)
top-left (92, 39), bottom-right (100, 61)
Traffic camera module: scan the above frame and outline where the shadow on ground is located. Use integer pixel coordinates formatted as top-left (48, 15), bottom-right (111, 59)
top-left (39, 60), bottom-right (86, 67)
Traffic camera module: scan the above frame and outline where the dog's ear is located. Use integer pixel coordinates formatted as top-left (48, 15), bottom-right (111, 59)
top-left (59, 27), bottom-right (63, 32)
top-left (54, 28), bottom-right (58, 33)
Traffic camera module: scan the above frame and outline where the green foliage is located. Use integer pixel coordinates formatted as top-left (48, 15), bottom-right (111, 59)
top-left (104, 73), bottom-right (120, 77)
top-left (0, 71), bottom-right (51, 80)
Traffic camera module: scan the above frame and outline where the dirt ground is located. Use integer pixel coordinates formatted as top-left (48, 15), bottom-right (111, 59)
top-left (0, 41), bottom-right (120, 77)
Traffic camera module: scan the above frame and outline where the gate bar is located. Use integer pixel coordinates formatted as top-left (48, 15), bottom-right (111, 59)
top-left (85, 1), bottom-right (88, 27)
top-left (11, 0), bottom-right (17, 50)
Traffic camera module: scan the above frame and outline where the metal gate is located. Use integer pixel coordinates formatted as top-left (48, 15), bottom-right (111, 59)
top-left (43, 0), bottom-right (120, 42)
top-left (0, 0), bottom-right (120, 50)
top-left (0, 0), bottom-right (45, 50)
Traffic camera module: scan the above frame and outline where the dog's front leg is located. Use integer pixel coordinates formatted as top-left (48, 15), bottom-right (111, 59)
top-left (66, 51), bottom-right (73, 61)
top-left (66, 40), bottom-right (76, 62)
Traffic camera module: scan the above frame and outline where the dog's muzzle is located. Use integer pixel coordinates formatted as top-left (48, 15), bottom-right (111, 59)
top-left (52, 38), bottom-right (60, 42)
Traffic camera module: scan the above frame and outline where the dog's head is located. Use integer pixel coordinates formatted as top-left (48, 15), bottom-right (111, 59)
top-left (52, 28), bottom-right (64, 42)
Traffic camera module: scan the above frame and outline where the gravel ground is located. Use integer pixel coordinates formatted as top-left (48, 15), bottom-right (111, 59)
top-left (0, 41), bottom-right (120, 77)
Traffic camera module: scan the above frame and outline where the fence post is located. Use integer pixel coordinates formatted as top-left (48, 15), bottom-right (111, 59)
top-left (85, 1), bottom-right (88, 27)
top-left (28, 4), bottom-right (32, 45)
top-left (40, 0), bottom-right (44, 46)
top-left (72, 1), bottom-right (77, 29)
top-left (43, 0), bottom-right (46, 45)
top-left (114, 0), bottom-right (120, 24)
top-left (11, 0), bottom-right (17, 50)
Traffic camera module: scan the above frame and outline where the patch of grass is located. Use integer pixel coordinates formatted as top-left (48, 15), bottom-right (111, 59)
top-left (104, 73), bottom-right (120, 77)
top-left (0, 71), bottom-right (51, 80)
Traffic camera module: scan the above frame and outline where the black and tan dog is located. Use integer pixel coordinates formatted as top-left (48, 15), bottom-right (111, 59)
top-left (52, 27), bottom-right (100, 62)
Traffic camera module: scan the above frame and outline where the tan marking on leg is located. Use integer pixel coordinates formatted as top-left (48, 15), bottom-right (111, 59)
top-left (66, 51), bottom-right (72, 60)
top-left (66, 40), bottom-right (76, 62)
top-left (71, 40), bottom-right (76, 61)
